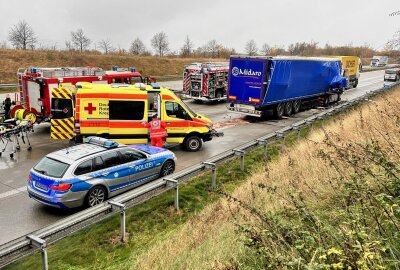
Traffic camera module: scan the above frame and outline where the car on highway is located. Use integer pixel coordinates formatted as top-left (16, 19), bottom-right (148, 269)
top-left (384, 68), bottom-right (400, 82)
top-left (27, 137), bottom-right (176, 208)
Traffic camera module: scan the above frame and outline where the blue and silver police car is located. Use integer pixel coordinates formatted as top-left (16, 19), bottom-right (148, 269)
top-left (27, 137), bottom-right (176, 208)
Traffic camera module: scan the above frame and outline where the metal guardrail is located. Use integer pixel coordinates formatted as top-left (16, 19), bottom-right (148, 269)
top-left (0, 82), bottom-right (399, 269)
top-left (0, 84), bottom-right (18, 89)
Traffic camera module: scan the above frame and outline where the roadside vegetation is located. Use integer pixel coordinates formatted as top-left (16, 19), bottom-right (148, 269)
top-left (5, 87), bottom-right (400, 270)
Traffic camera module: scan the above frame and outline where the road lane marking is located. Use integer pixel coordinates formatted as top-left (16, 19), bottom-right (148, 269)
top-left (0, 186), bottom-right (27, 200)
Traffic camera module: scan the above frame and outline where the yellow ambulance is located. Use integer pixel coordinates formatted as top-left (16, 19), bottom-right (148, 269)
top-left (50, 82), bottom-right (223, 151)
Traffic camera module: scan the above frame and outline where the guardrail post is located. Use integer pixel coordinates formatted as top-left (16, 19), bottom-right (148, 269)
top-left (203, 162), bottom-right (217, 189)
top-left (276, 131), bottom-right (285, 152)
top-left (257, 139), bottom-right (268, 161)
top-left (317, 115), bottom-right (324, 128)
top-left (165, 178), bottom-right (179, 211)
top-left (233, 149), bottom-right (245, 171)
top-left (294, 126), bottom-right (301, 141)
top-left (109, 201), bottom-right (126, 243)
top-left (27, 235), bottom-right (48, 270)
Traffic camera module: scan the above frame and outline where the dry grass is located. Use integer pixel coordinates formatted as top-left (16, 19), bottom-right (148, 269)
top-left (128, 87), bottom-right (400, 269)
top-left (0, 49), bottom-right (226, 83)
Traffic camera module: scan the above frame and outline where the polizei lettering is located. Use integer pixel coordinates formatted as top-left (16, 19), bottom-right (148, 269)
top-left (134, 162), bottom-right (153, 172)
top-left (231, 67), bottom-right (262, 77)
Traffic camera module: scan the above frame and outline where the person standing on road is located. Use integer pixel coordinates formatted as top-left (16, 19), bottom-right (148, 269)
top-left (143, 114), bottom-right (168, 148)
top-left (3, 94), bottom-right (12, 120)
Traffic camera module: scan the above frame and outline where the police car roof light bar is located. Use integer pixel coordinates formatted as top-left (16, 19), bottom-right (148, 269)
top-left (85, 136), bottom-right (119, 149)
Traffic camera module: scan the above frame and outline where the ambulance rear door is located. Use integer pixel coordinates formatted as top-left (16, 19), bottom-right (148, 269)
top-left (50, 86), bottom-right (75, 140)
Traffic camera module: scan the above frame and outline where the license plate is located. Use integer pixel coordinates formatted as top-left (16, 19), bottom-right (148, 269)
top-left (34, 181), bottom-right (49, 191)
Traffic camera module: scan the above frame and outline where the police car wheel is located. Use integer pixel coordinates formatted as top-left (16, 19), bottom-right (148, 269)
top-left (160, 160), bottom-right (175, 177)
top-left (86, 186), bottom-right (107, 207)
top-left (185, 136), bottom-right (203, 152)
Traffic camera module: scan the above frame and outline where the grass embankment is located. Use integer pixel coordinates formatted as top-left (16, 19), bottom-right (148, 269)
top-left (0, 48), bottom-right (225, 84)
top-left (6, 87), bottom-right (400, 269)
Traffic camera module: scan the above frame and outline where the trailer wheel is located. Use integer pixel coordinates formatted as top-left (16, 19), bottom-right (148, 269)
top-left (284, 101), bottom-right (293, 116)
top-left (274, 103), bottom-right (285, 119)
top-left (292, 100), bottom-right (301, 114)
top-left (353, 78), bottom-right (359, 88)
top-left (184, 135), bottom-right (203, 152)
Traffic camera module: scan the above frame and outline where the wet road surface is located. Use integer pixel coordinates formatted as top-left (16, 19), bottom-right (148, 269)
top-left (0, 70), bottom-right (391, 244)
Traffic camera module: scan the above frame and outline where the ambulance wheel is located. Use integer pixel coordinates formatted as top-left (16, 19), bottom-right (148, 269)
top-left (184, 135), bottom-right (202, 152)
top-left (160, 160), bottom-right (175, 177)
top-left (274, 103), bottom-right (285, 119)
top-left (284, 101), bottom-right (293, 116)
top-left (293, 100), bottom-right (301, 114)
top-left (86, 186), bottom-right (107, 207)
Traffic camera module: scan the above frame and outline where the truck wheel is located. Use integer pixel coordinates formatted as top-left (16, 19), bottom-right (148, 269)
top-left (274, 103), bottom-right (285, 119)
top-left (184, 135), bottom-right (203, 151)
top-left (284, 101), bottom-right (293, 116)
top-left (292, 100), bottom-right (301, 114)
top-left (353, 78), bottom-right (359, 88)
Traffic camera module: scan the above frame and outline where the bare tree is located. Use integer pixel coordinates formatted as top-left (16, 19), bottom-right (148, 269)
top-left (130, 38), bottom-right (146, 55)
top-left (180, 35), bottom-right (194, 57)
top-left (65, 41), bottom-right (73, 51)
top-left (0, 41), bottom-right (7, 49)
top-left (245, 39), bottom-right (258, 56)
top-left (386, 29), bottom-right (400, 51)
top-left (260, 43), bottom-right (271, 55)
top-left (71, 29), bottom-right (91, 52)
top-left (151, 32), bottom-right (169, 56)
top-left (98, 38), bottom-right (114, 54)
top-left (206, 40), bottom-right (221, 58)
top-left (8, 20), bottom-right (37, 50)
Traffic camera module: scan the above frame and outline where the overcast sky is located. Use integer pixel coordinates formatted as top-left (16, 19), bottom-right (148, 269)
top-left (0, 0), bottom-right (399, 53)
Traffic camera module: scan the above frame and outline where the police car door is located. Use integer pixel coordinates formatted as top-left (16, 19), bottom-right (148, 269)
top-left (99, 150), bottom-right (131, 194)
top-left (120, 148), bottom-right (157, 187)
top-left (50, 85), bottom-right (75, 140)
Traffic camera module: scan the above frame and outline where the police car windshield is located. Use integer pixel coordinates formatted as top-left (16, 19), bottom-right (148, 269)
top-left (34, 157), bottom-right (70, 178)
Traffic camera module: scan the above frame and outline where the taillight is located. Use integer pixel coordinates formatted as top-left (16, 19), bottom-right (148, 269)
top-left (28, 174), bottom-right (33, 184)
top-left (50, 183), bottom-right (72, 191)
top-left (74, 119), bottom-right (80, 133)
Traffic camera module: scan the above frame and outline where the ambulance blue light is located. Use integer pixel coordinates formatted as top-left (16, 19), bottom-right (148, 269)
top-left (85, 136), bottom-right (119, 148)
top-left (130, 67), bottom-right (137, 72)
top-left (151, 83), bottom-right (160, 89)
top-left (76, 83), bottom-right (82, 88)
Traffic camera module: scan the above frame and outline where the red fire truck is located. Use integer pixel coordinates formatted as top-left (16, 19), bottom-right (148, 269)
top-left (15, 66), bottom-right (152, 123)
top-left (183, 62), bottom-right (229, 102)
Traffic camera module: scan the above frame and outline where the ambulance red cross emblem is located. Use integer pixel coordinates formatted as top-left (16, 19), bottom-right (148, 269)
top-left (84, 103), bottom-right (96, 114)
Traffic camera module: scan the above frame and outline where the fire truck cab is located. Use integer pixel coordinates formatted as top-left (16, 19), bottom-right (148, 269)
top-left (183, 62), bottom-right (229, 102)
top-left (16, 66), bottom-right (149, 123)
top-left (51, 82), bottom-right (223, 151)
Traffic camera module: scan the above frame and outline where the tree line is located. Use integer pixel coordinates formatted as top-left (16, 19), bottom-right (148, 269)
top-left (3, 20), bottom-right (400, 58)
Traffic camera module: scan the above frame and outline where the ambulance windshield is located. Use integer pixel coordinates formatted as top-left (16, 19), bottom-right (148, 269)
top-left (180, 100), bottom-right (197, 117)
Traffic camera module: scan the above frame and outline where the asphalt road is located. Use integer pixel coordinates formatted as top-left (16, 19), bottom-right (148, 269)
top-left (0, 69), bottom-right (393, 245)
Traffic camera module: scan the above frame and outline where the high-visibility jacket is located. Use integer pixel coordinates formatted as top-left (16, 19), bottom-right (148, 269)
top-left (145, 119), bottom-right (167, 139)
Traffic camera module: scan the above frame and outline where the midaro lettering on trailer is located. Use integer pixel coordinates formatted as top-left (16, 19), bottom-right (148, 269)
top-left (231, 67), bottom-right (262, 77)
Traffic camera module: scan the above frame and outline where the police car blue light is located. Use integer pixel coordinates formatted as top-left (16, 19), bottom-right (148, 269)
top-left (27, 137), bottom-right (176, 208)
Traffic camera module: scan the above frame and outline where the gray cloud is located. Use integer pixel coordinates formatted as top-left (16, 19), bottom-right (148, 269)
top-left (0, 0), bottom-right (399, 52)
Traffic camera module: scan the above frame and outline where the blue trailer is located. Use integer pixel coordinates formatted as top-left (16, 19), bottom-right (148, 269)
top-left (227, 56), bottom-right (347, 118)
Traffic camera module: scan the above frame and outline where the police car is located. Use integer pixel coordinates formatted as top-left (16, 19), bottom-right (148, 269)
top-left (27, 137), bottom-right (176, 208)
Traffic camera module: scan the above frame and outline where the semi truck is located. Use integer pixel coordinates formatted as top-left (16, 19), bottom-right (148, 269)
top-left (370, 56), bottom-right (389, 67)
top-left (227, 56), bottom-right (347, 118)
top-left (183, 62), bottom-right (229, 101)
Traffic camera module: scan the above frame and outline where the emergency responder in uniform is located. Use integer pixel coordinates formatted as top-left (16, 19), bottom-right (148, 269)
top-left (3, 94), bottom-right (12, 120)
top-left (143, 114), bottom-right (167, 148)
